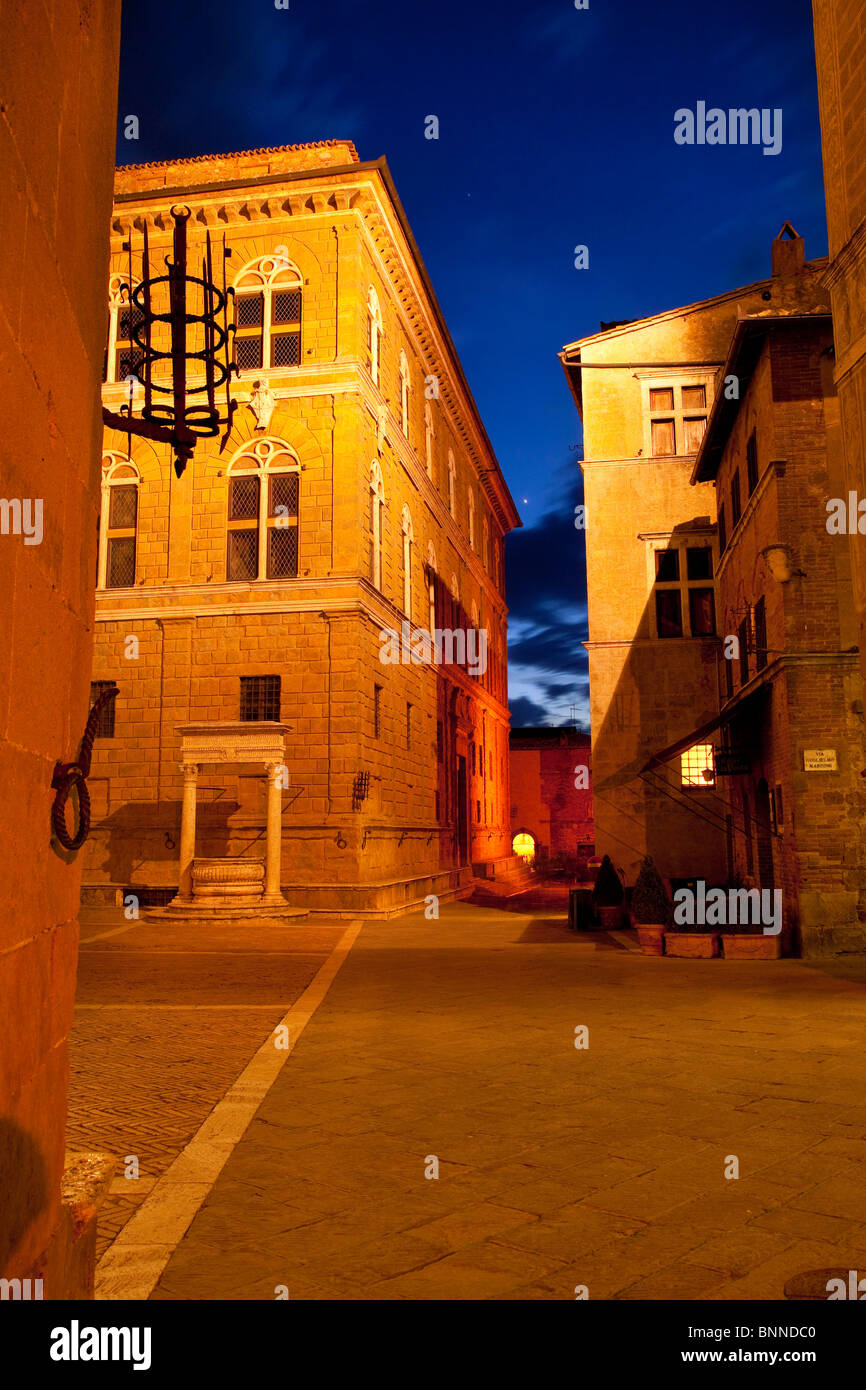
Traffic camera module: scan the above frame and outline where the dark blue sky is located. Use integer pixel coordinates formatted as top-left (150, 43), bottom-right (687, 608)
top-left (117, 0), bottom-right (826, 728)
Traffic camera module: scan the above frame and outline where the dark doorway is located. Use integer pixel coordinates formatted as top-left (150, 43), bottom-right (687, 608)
top-left (456, 754), bottom-right (468, 866)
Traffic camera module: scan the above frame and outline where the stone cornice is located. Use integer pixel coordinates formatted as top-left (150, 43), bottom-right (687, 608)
top-left (822, 218), bottom-right (866, 290)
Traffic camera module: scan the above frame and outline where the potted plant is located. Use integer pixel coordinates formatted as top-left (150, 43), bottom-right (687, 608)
top-left (663, 881), bottom-right (721, 958)
top-left (631, 856), bottom-right (669, 955)
top-left (592, 854), bottom-right (625, 929)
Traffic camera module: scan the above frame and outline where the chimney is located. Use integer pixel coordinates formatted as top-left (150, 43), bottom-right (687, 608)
top-left (772, 222), bottom-right (805, 279)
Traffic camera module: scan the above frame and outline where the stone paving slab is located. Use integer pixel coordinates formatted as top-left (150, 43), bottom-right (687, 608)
top-left (67, 907), bottom-right (344, 1259)
top-left (142, 902), bottom-right (866, 1300)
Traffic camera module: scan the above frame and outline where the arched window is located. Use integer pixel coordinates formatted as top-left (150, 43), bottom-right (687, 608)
top-left (401, 505), bottom-right (414, 616)
top-left (104, 274), bottom-right (144, 385)
top-left (424, 402), bottom-right (434, 478)
top-left (226, 437), bottom-right (300, 581)
top-left (471, 599), bottom-right (479, 630)
top-left (370, 460), bottom-right (385, 589)
top-left (468, 490), bottom-right (475, 550)
top-left (233, 252), bottom-right (303, 372)
top-left (367, 287), bottom-right (383, 386)
top-left (427, 540), bottom-right (437, 633)
top-left (448, 451), bottom-right (456, 518)
top-left (399, 350), bottom-right (411, 437)
top-left (482, 516), bottom-right (489, 569)
top-left (100, 453), bottom-right (140, 588)
top-left (450, 572), bottom-right (460, 628)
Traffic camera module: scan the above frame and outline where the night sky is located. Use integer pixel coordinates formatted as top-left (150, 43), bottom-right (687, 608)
top-left (117, 0), bottom-right (826, 729)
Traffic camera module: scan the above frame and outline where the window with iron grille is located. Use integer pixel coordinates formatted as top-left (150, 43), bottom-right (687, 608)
top-left (234, 292), bottom-right (264, 370)
top-left (114, 305), bottom-right (146, 383)
top-left (240, 675), bottom-right (281, 721)
top-left (233, 274), bottom-right (302, 372)
top-left (227, 475), bottom-right (260, 580)
top-left (268, 472), bottom-right (299, 578)
top-left (374, 684), bottom-right (382, 739)
top-left (746, 430), bottom-right (759, 495)
top-left (754, 594), bottom-right (767, 671)
top-left (105, 483), bottom-right (137, 588)
top-left (731, 468), bottom-right (742, 527)
top-left (90, 681), bottom-right (116, 738)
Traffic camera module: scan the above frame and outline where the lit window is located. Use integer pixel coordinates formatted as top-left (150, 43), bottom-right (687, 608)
top-left (104, 275), bottom-right (144, 384)
top-left (99, 454), bottom-right (139, 589)
top-left (681, 744), bottom-right (715, 787)
top-left (234, 252), bottom-right (303, 372)
top-left (370, 460), bottom-right (385, 589)
top-left (401, 505), bottom-right (414, 616)
top-left (648, 382), bottom-right (709, 457)
top-left (400, 350), bottom-right (411, 436)
top-left (367, 286), bottom-right (383, 386)
top-left (226, 438), bottom-right (300, 582)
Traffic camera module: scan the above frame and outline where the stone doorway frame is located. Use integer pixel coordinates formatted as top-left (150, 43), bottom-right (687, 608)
top-left (173, 722), bottom-right (291, 907)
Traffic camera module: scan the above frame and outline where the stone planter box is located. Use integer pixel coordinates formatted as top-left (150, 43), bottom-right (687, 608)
top-left (191, 857), bottom-right (265, 900)
top-left (664, 931), bottom-right (720, 958)
top-left (635, 922), bottom-right (666, 955)
top-left (596, 904), bottom-right (624, 930)
top-left (721, 933), bottom-right (781, 959)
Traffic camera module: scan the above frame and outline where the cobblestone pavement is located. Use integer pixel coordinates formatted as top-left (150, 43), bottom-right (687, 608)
top-left (142, 901), bottom-right (866, 1301)
top-left (67, 909), bottom-right (344, 1260)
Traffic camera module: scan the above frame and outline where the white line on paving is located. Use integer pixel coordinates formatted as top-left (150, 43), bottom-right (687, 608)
top-left (94, 920), bottom-right (363, 1302)
top-left (79, 920), bottom-right (143, 944)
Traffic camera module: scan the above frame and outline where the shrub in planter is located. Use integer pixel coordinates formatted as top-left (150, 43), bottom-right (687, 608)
top-left (592, 854), bottom-right (624, 929)
top-left (631, 856), bottom-right (669, 955)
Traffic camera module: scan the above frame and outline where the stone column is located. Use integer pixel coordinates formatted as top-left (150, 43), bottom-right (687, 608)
top-left (264, 761), bottom-right (285, 903)
top-left (177, 762), bottom-right (199, 903)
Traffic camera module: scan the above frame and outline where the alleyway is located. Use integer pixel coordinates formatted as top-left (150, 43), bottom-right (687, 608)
top-left (72, 897), bottom-right (866, 1301)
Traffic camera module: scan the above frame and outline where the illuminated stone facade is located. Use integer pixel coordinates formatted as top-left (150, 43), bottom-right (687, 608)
top-left (813, 0), bottom-right (866, 705)
top-left (692, 230), bottom-right (866, 953)
top-left (84, 143), bottom-right (520, 917)
top-left (560, 241), bottom-right (829, 892)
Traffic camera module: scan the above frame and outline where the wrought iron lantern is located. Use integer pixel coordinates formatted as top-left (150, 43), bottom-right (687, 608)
top-left (102, 205), bottom-right (238, 477)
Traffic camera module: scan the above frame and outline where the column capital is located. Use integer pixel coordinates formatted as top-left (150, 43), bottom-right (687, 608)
top-left (180, 761), bottom-right (199, 780)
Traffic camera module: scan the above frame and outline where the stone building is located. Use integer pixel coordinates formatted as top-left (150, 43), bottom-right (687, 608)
top-left (509, 727), bottom-right (594, 868)
top-left (84, 142), bottom-right (520, 917)
top-left (560, 259), bottom-right (793, 889)
top-left (0, 0), bottom-right (120, 1295)
top-left (813, 0), bottom-right (866, 705)
top-left (689, 228), bottom-right (866, 954)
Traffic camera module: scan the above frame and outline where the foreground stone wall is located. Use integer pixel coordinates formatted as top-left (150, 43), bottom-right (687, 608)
top-left (0, 0), bottom-right (120, 1292)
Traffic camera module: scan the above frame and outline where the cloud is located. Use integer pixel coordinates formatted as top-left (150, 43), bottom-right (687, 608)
top-left (506, 458), bottom-right (588, 727)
